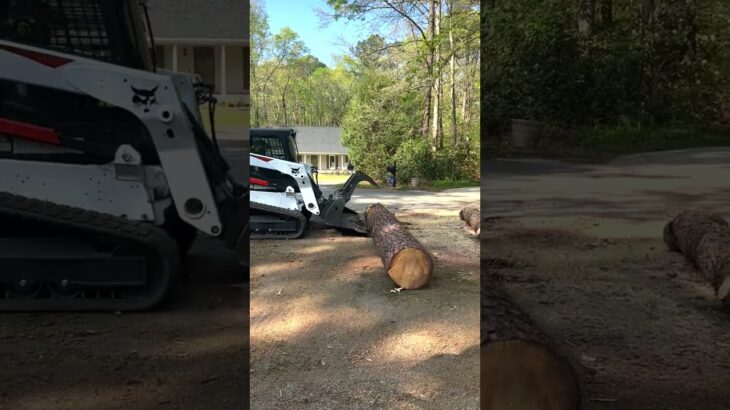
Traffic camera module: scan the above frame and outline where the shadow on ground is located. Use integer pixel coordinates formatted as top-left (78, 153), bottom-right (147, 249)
top-left (0, 237), bottom-right (249, 410)
top-left (250, 208), bottom-right (480, 409)
top-left (482, 148), bottom-right (730, 409)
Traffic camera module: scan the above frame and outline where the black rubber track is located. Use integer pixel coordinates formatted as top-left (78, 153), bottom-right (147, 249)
top-left (0, 193), bottom-right (180, 311)
top-left (250, 201), bottom-right (307, 239)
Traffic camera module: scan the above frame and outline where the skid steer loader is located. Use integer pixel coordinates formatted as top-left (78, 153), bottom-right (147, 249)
top-left (250, 128), bottom-right (377, 239)
top-left (0, 0), bottom-right (248, 311)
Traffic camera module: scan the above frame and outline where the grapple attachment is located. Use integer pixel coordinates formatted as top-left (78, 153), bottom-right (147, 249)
top-left (318, 171), bottom-right (378, 235)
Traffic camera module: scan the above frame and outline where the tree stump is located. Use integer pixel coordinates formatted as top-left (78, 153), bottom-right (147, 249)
top-left (663, 210), bottom-right (730, 304)
top-left (481, 279), bottom-right (580, 410)
top-left (364, 204), bottom-right (433, 289)
top-left (459, 205), bottom-right (481, 235)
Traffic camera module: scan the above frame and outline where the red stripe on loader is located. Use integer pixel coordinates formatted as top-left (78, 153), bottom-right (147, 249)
top-left (249, 177), bottom-right (270, 186)
top-left (0, 118), bottom-right (61, 144)
top-left (0, 45), bottom-right (73, 68)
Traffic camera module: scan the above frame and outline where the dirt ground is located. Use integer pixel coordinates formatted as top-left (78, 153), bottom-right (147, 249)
top-left (250, 192), bottom-right (480, 409)
top-left (0, 237), bottom-right (248, 410)
top-left (483, 148), bottom-right (730, 410)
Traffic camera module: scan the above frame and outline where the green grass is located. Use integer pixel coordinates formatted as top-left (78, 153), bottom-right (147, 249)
top-left (315, 174), bottom-right (351, 185)
top-left (486, 123), bottom-right (730, 163)
top-left (199, 105), bottom-right (248, 132)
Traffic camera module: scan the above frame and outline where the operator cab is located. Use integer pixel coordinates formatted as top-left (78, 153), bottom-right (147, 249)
top-left (250, 127), bottom-right (320, 194)
top-left (250, 128), bottom-right (300, 163)
top-left (0, 0), bottom-right (154, 70)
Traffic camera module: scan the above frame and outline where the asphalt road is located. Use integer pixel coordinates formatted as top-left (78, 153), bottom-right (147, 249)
top-left (483, 147), bottom-right (730, 237)
top-left (482, 147), bottom-right (730, 409)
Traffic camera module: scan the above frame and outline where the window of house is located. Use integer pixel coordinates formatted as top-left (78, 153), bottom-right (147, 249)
top-left (329, 155), bottom-right (336, 169)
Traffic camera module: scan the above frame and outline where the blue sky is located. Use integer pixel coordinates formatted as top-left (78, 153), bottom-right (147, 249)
top-left (264, 0), bottom-right (370, 66)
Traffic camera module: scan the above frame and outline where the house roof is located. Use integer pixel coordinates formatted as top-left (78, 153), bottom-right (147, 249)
top-left (294, 127), bottom-right (348, 155)
top-left (147, 0), bottom-right (248, 42)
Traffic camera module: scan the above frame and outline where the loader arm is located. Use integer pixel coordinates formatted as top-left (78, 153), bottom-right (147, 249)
top-left (0, 41), bottom-right (226, 236)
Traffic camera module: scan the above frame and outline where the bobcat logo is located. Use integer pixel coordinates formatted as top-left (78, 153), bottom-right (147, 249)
top-left (131, 86), bottom-right (159, 113)
top-left (290, 166), bottom-right (300, 175)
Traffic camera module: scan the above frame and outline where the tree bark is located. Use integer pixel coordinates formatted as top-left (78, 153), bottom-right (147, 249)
top-left (421, 0), bottom-right (437, 139)
top-left (663, 210), bottom-right (730, 305)
top-left (448, 0), bottom-right (458, 146)
top-left (460, 205), bottom-right (480, 236)
top-left (365, 204), bottom-right (433, 289)
top-left (481, 281), bottom-right (581, 410)
top-left (599, 0), bottom-right (612, 27)
top-left (641, 0), bottom-right (655, 26)
top-left (431, 1), bottom-right (443, 147)
top-left (684, 0), bottom-right (697, 60)
top-left (578, 0), bottom-right (595, 36)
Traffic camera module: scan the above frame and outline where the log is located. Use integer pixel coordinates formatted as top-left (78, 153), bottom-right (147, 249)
top-left (364, 203), bottom-right (433, 289)
top-left (481, 278), bottom-right (580, 410)
top-left (663, 210), bottom-right (730, 304)
top-left (459, 204), bottom-right (481, 235)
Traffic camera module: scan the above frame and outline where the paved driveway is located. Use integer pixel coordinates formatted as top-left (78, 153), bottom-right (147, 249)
top-left (483, 147), bottom-right (730, 237)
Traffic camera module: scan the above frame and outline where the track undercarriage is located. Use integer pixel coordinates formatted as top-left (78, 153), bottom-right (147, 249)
top-left (0, 193), bottom-right (178, 311)
top-left (249, 168), bottom-right (377, 240)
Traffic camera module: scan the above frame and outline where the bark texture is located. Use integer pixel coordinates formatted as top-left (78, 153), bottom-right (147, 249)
top-left (481, 281), bottom-right (581, 410)
top-left (365, 204), bottom-right (433, 289)
top-left (663, 210), bottom-right (730, 304)
top-left (459, 205), bottom-right (481, 235)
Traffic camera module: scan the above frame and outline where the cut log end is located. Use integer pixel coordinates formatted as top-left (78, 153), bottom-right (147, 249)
top-left (481, 285), bottom-right (582, 409)
top-left (481, 340), bottom-right (581, 410)
top-left (719, 276), bottom-right (730, 305)
top-left (663, 221), bottom-right (678, 251)
top-left (460, 205), bottom-right (480, 235)
top-left (388, 247), bottom-right (433, 289)
top-left (365, 203), bottom-right (433, 289)
top-left (665, 210), bottom-right (730, 303)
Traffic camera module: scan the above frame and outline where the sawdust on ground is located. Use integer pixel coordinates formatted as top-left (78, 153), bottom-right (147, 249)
top-left (250, 207), bottom-right (480, 409)
top-left (483, 216), bottom-right (730, 410)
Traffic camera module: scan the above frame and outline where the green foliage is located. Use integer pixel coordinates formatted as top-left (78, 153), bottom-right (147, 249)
top-left (483, 1), bottom-right (588, 128)
top-left (482, 0), bottom-right (730, 137)
top-left (251, 18), bottom-right (354, 127)
top-left (394, 138), bottom-right (432, 180)
top-left (253, 1), bottom-right (480, 184)
top-left (394, 136), bottom-right (480, 182)
top-left (341, 70), bottom-right (421, 180)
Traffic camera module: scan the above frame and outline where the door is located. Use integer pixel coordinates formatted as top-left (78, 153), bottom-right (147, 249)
top-left (193, 46), bottom-right (216, 91)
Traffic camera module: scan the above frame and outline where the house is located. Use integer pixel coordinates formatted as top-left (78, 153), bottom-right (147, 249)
top-left (294, 127), bottom-right (350, 173)
top-left (147, 0), bottom-right (249, 105)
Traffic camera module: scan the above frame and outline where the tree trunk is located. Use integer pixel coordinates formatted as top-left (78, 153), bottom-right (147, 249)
top-left (281, 82), bottom-right (289, 126)
top-left (431, 1), bottom-right (443, 148)
top-left (663, 210), bottom-right (730, 305)
top-left (684, 0), bottom-right (697, 60)
top-left (421, 0), bottom-right (437, 139)
top-left (460, 205), bottom-right (480, 235)
top-left (261, 83), bottom-right (269, 126)
top-left (599, 0), bottom-right (612, 27)
top-left (461, 64), bottom-right (469, 128)
top-left (481, 281), bottom-right (581, 410)
top-left (365, 204), bottom-right (433, 289)
top-left (449, 17), bottom-right (458, 147)
top-left (578, 0), bottom-right (595, 36)
top-left (641, 0), bottom-right (655, 26)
